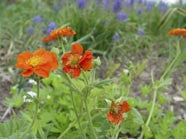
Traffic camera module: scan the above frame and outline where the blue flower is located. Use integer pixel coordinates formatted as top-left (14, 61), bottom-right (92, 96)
top-left (46, 22), bottom-right (56, 35)
top-left (32, 16), bottom-right (43, 23)
top-left (137, 8), bottom-right (142, 15)
top-left (27, 26), bottom-right (34, 35)
top-left (137, 29), bottom-right (145, 36)
top-left (159, 1), bottom-right (167, 13)
top-left (116, 11), bottom-right (128, 22)
top-left (146, 1), bottom-right (155, 11)
top-left (112, 0), bottom-right (122, 12)
top-left (112, 34), bottom-right (120, 40)
top-left (76, 0), bottom-right (86, 9)
top-left (53, 3), bottom-right (58, 13)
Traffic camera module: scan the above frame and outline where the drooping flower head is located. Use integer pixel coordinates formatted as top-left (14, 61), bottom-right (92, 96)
top-left (107, 101), bottom-right (130, 125)
top-left (116, 11), bottom-right (129, 22)
top-left (15, 49), bottom-right (58, 78)
top-left (168, 28), bottom-right (186, 36)
top-left (62, 43), bottom-right (93, 78)
top-left (42, 26), bottom-right (76, 43)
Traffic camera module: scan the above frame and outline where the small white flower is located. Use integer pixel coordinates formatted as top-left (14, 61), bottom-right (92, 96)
top-left (23, 95), bottom-right (32, 103)
top-left (173, 96), bottom-right (184, 102)
top-left (123, 69), bottom-right (129, 75)
top-left (47, 95), bottom-right (51, 99)
top-left (28, 79), bottom-right (37, 85)
top-left (27, 91), bottom-right (37, 98)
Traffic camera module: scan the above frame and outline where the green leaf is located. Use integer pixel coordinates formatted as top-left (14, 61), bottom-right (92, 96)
top-left (121, 108), bottom-right (144, 136)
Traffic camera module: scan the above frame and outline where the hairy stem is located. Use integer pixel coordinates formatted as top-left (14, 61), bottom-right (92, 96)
top-left (70, 90), bottom-right (86, 139)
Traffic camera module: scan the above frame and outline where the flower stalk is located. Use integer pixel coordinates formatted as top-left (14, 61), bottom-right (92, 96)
top-left (138, 42), bottom-right (181, 139)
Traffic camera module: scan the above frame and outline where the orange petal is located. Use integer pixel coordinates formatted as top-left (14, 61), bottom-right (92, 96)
top-left (50, 53), bottom-right (58, 70)
top-left (72, 68), bottom-right (81, 78)
top-left (62, 53), bottom-right (71, 66)
top-left (41, 51), bottom-right (58, 70)
top-left (71, 43), bottom-right (83, 54)
top-left (107, 112), bottom-right (123, 125)
top-left (34, 68), bottom-right (49, 78)
top-left (79, 50), bottom-right (93, 71)
top-left (120, 101), bottom-right (130, 113)
top-left (21, 69), bottom-right (33, 77)
top-left (63, 66), bottom-right (81, 78)
top-left (168, 28), bottom-right (186, 36)
top-left (15, 52), bottom-right (33, 70)
top-left (33, 48), bottom-right (46, 56)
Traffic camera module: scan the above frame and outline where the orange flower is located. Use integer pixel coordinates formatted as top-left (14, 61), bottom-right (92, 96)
top-left (15, 48), bottom-right (58, 78)
top-left (168, 28), bottom-right (186, 36)
top-left (42, 26), bottom-right (76, 42)
top-left (62, 43), bottom-right (93, 78)
top-left (107, 101), bottom-right (130, 125)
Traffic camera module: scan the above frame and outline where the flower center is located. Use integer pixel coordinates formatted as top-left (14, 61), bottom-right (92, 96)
top-left (110, 103), bottom-right (120, 114)
top-left (27, 56), bottom-right (42, 67)
top-left (67, 54), bottom-right (81, 68)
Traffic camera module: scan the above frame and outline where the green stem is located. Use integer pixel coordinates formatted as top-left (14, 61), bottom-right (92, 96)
top-left (59, 38), bottom-right (65, 54)
top-left (138, 43), bottom-right (181, 139)
top-left (57, 120), bottom-right (77, 139)
top-left (70, 90), bottom-right (86, 139)
top-left (160, 41), bottom-right (180, 80)
top-left (82, 72), bottom-right (97, 139)
top-left (138, 89), bottom-right (157, 139)
top-left (63, 73), bottom-right (82, 94)
top-left (111, 125), bottom-right (120, 139)
top-left (84, 99), bottom-right (98, 139)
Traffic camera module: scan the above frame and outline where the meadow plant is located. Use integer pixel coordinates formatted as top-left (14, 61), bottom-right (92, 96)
top-left (11, 23), bottom-right (186, 138)
top-left (0, 1), bottom-right (186, 139)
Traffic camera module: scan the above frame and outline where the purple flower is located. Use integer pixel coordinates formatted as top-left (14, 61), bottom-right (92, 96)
top-left (76, 0), bottom-right (86, 9)
top-left (112, 0), bottom-right (122, 12)
top-left (103, 0), bottom-right (110, 8)
top-left (27, 26), bottom-right (34, 35)
top-left (60, 0), bottom-right (65, 6)
top-left (125, 0), bottom-right (135, 7)
top-left (159, 1), bottom-right (167, 13)
top-left (137, 29), bottom-right (145, 36)
top-left (146, 1), bottom-right (155, 11)
top-left (32, 16), bottom-right (43, 23)
top-left (137, 0), bottom-right (143, 4)
top-left (116, 11), bottom-right (128, 22)
top-left (112, 34), bottom-right (120, 40)
top-left (53, 3), bottom-right (58, 13)
top-left (137, 8), bottom-right (142, 15)
top-left (46, 22), bottom-right (56, 35)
